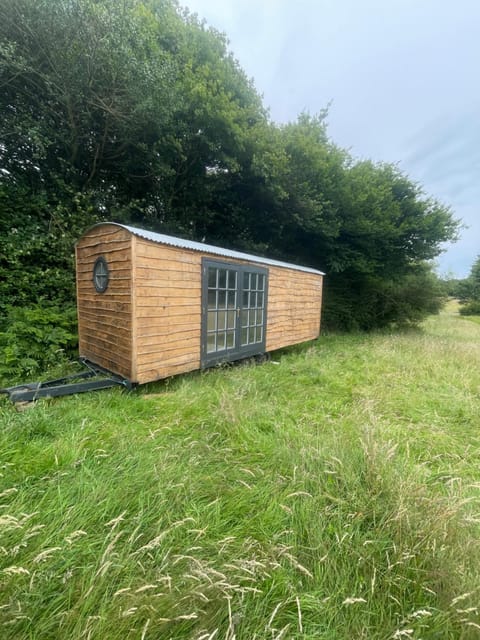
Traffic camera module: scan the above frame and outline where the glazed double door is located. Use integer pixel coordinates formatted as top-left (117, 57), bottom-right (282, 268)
top-left (201, 259), bottom-right (268, 367)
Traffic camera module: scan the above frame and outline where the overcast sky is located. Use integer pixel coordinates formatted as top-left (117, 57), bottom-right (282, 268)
top-left (183, 0), bottom-right (479, 278)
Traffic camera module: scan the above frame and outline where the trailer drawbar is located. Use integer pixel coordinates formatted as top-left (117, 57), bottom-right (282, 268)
top-left (0, 358), bottom-right (131, 405)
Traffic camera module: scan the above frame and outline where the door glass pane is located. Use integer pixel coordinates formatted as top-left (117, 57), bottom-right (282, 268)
top-left (227, 310), bottom-right (236, 330)
top-left (248, 327), bottom-right (255, 344)
top-left (241, 327), bottom-right (248, 345)
top-left (257, 292), bottom-right (264, 308)
top-left (218, 269), bottom-right (227, 289)
top-left (227, 270), bottom-right (236, 289)
top-left (208, 268), bottom-right (217, 288)
top-left (208, 289), bottom-right (217, 309)
top-left (207, 311), bottom-right (216, 331)
top-left (243, 272), bottom-right (250, 289)
top-left (207, 333), bottom-right (216, 353)
top-left (241, 309), bottom-right (248, 327)
top-left (217, 331), bottom-right (226, 350)
top-left (218, 290), bottom-right (227, 308)
top-left (227, 291), bottom-right (236, 309)
top-left (217, 311), bottom-right (227, 330)
top-left (250, 292), bottom-right (257, 308)
top-left (226, 331), bottom-right (235, 348)
top-left (259, 274), bottom-right (265, 291)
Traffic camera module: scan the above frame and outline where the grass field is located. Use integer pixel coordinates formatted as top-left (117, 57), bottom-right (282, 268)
top-left (1, 306), bottom-right (480, 639)
top-left (464, 316), bottom-right (480, 326)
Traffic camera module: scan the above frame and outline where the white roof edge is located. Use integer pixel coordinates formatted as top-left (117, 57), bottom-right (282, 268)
top-left (84, 222), bottom-right (325, 276)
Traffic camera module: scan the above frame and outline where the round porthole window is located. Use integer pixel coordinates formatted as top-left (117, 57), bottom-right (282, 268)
top-left (93, 256), bottom-right (109, 293)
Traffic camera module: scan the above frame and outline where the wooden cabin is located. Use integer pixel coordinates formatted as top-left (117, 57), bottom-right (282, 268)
top-left (75, 223), bottom-right (324, 385)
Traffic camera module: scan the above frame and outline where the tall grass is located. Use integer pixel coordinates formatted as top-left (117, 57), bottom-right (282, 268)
top-left (1, 307), bottom-right (480, 639)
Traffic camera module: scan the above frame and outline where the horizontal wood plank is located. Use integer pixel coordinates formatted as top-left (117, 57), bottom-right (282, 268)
top-left (136, 307), bottom-right (201, 320)
top-left (136, 359), bottom-right (200, 385)
top-left (137, 328), bottom-right (200, 344)
top-left (137, 339), bottom-right (200, 364)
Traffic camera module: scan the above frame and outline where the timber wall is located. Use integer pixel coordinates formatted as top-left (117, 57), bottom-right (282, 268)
top-left (76, 226), bottom-right (133, 379)
top-left (132, 239), bottom-right (322, 384)
top-left (133, 238), bottom-right (202, 384)
top-left (265, 266), bottom-right (322, 353)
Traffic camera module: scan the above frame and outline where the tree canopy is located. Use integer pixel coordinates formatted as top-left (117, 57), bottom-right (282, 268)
top-left (0, 0), bottom-right (459, 341)
top-left (456, 255), bottom-right (480, 315)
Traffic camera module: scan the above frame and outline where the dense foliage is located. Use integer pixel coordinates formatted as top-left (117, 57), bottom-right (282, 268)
top-left (0, 304), bottom-right (78, 379)
top-left (0, 0), bottom-right (459, 376)
top-left (457, 255), bottom-right (480, 315)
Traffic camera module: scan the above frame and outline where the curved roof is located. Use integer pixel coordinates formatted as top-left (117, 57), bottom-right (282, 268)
top-left (84, 223), bottom-right (325, 276)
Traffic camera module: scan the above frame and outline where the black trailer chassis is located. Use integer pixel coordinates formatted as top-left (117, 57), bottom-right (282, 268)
top-left (0, 358), bottom-right (131, 404)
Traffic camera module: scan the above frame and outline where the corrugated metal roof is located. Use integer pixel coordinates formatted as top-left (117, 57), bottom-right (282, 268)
top-left (88, 223), bottom-right (325, 276)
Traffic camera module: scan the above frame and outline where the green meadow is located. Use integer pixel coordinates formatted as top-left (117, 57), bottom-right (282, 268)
top-left (1, 305), bottom-right (480, 639)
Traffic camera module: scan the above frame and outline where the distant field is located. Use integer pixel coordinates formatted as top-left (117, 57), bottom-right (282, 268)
top-left (448, 297), bottom-right (480, 325)
top-left (1, 308), bottom-right (480, 639)
top-left (464, 316), bottom-right (480, 326)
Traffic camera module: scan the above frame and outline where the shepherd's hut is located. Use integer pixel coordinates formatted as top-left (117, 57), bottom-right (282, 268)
top-left (75, 223), bottom-right (324, 384)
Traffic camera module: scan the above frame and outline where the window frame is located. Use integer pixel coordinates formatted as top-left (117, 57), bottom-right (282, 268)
top-left (93, 256), bottom-right (109, 293)
top-left (201, 258), bottom-right (268, 368)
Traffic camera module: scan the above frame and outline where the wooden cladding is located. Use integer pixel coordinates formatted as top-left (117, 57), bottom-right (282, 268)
top-left (76, 223), bottom-right (323, 384)
top-left (266, 267), bottom-right (322, 352)
top-left (76, 227), bottom-right (133, 379)
top-left (133, 238), bottom-right (202, 384)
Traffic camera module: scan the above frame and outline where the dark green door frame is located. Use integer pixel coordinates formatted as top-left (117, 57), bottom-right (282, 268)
top-left (201, 258), bottom-right (268, 368)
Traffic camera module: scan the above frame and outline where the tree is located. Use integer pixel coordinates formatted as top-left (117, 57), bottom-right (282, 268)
top-left (0, 0), bottom-right (267, 311)
top-left (244, 115), bottom-right (458, 329)
top-left (458, 255), bottom-right (480, 315)
top-left (0, 0), bottom-right (460, 343)
top-left (468, 256), bottom-right (480, 299)
top-left (318, 161), bottom-right (457, 329)
top-left (0, 0), bottom-right (183, 319)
